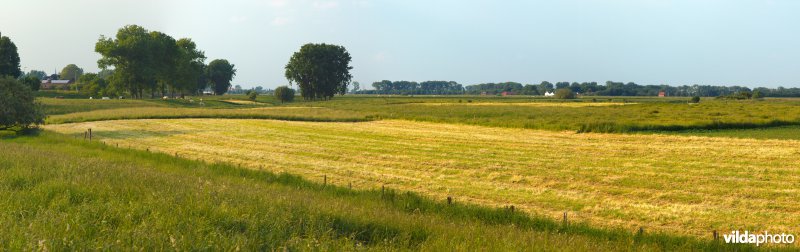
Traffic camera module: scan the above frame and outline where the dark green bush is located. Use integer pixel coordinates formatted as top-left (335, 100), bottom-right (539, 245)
top-left (689, 96), bottom-right (701, 103)
top-left (274, 86), bottom-right (295, 103)
top-left (554, 88), bottom-right (576, 99)
top-left (246, 90), bottom-right (258, 101)
top-left (0, 77), bottom-right (45, 131)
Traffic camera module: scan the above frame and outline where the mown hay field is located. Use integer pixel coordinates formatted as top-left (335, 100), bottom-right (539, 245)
top-left (45, 119), bottom-right (800, 238)
top-left (416, 102), bottom-right (633, 107)
top-left (1, 133), bottom-right (741, 251)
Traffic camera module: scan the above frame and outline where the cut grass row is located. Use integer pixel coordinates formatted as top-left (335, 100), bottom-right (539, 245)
top-left (652, 126), bottom-right (800, 141)
top-left (44, 119), bottom-right (800, 239)
top-left (0, 133), bottom-right (751, 251)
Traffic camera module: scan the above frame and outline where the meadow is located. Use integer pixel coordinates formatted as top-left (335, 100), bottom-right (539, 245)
top-left (41, 95), bottom-right (800, 135)
top-left (0, 133), bottom-right (743, 251)
top-left (45, 118), bottom-right (800, 239)
top-left (8, 94), bottom-right (800, 250)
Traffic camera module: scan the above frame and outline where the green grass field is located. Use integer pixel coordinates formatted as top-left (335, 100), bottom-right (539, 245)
top-left (42, 96), bottom-right (800, 134)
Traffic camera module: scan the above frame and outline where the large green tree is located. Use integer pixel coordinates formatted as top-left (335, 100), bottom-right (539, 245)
top-left (150, 31), bottom-right (179, 97)
top-left (95, 26), bottom-right (191, 98)
top-left (284, 43), bottom-right (352, 100)
top-left (96, 25), bottom-right (156, 99)
top-left (0, 32), bottom-right (21, 78)
top-left (174, 38), bottom-right (206, 96)
top-left (60, 64), bottom-right (84, 81)
top-left (0, 77), bottom-right (44, 130)
top-left (207, 59), bottom-right (236, 95)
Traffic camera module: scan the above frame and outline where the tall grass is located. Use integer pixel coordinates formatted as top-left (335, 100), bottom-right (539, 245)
top-left (0, 132), bottom-right (763, 251)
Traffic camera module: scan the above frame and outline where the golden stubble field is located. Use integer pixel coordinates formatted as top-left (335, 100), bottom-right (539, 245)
top-left (45, 119), bottom-right (800, 238)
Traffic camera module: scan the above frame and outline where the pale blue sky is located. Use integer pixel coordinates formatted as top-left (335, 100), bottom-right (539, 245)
top-left (1, 0), bottom-right (798, 88)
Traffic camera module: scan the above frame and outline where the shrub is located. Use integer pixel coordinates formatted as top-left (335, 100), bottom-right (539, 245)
top-left (0, 77), bottom-right (45, 131)
top-left (716, 91), bottom-right (752, 100)
top-left (274, 86), bottom-right (295, 103)
top-left (247, 90), bottom-right (258, 101)
top-left (752, 90), bottom-right (764, 99)
top-left (689, 96), bottom-right (700, 103)
top-left (554, 88), bottom-right (576, 99)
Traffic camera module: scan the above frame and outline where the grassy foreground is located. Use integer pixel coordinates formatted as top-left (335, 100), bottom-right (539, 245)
top-left (45, 119), bottom-right (800, 239)
top-left (0, 133), bottom-right (749, 251)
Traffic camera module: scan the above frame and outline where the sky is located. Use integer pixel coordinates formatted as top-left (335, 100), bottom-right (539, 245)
top-left (1, 0), bottom-right (799, 89)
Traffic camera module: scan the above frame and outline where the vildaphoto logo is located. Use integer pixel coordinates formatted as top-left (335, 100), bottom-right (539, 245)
top-left (723, 231), bottom-right (795, 246)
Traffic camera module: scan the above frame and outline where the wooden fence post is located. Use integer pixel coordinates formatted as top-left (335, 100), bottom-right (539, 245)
top-left (563, 212), bottom-right (568, 226)
top-left (447, 196), bottom-right (452, 205)
top-left (713, 230), bottom-right (718, 240)
top-left (88, 128), bottom-right (92, 141)
top-left (323, 175), bottom-right (327, 186)
top-left (637, 227), bottom-right (644, 236)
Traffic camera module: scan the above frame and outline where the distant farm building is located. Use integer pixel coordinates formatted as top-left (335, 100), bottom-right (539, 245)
top-left (544, 91), bottom-right (555, 97)
top-left (658, 91), bottom-right (666, 97)
top-left (41, 79), bottom-right (73, 90)
top-left (501, 91), bottom-right (515, 96)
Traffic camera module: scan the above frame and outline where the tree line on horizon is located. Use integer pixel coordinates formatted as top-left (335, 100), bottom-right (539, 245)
top-left (358, 80), bottom-right (800, 97)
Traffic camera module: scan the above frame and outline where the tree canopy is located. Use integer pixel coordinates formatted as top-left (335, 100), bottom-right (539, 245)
top-left (95, 25), bottom-right (221, 98)
top-left (60, 64), bottom-right (84, 81)
top-left (285, 43), bottom-right (352, 100)
top-left (0, 77), bottom-right (44, 130)
top-left (0, 32), bottom-right (21, 78)
top-left (207, 59), bottom-right (236, 95)
top-left (21, 70), bottom-right (47, 80)
top-left (20, 76), bottom-right (41, 91)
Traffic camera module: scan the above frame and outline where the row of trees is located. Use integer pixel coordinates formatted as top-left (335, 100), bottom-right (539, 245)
top-left (362, 80), bottom-right (465, 95)
top-left (95, 25), bottom-right (236, 98)
top-left (463, 81), bottom-right (800, 97)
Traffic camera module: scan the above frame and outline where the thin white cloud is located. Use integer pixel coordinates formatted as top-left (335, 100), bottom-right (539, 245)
top-left (351, 0), bottom-right (370, 7)
top-left (271, 17), bottom-right (290, 26)
top-left (313, 1), bottom-right (339, 10)
top-left (229, 15), bottom-right (248, 24)
top-left (269, 0), bottom-right (288, 7)
top-left (373, 52), bottom-right (387, 62)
